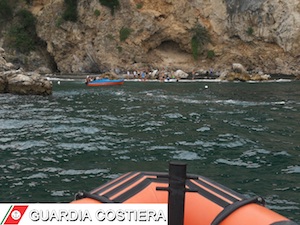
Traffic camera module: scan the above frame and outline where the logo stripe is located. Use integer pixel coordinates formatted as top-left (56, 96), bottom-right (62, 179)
top-left (3, 205), bottom-right (28, 225)
top-left (0, 205), bottom-right (12, 225)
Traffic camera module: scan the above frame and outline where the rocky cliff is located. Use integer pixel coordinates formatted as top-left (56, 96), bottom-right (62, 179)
top-left (3, 0), bottom-right (300, 75)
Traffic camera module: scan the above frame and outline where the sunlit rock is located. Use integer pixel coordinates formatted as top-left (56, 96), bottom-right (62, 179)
top-left (174, 70), bottom-right (189, 78)
top-left (0, 48), bottom-right (52, 95)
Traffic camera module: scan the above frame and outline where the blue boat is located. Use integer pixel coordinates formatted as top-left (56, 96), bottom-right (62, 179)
top-left (86, 78), bottom-right (124, 86)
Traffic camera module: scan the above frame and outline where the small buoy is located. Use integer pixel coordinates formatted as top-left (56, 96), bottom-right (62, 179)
top-left (57, 81), bottom-right (61, 85)
top-left (205, 85), bottom-right (208, 89)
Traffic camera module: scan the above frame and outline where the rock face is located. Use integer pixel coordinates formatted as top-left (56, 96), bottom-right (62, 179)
top-left (0, 48), bottom-right (52, 95)
top-left (218, 63), bottom-right (271, 82)
top-left (1, 71), bottom-right (52, 95)
top-left (3, 0), bottom-right (300, 75)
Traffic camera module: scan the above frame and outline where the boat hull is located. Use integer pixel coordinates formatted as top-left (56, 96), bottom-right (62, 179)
top-left (86, 79), bottom-right (124, 86)
top-left (72, 171), bottom-right (297, 225)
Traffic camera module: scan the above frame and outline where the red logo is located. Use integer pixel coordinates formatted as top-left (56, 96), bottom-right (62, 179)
top-left (3, 205), bottom-right (28, 225)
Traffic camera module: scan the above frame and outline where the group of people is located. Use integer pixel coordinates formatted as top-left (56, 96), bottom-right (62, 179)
top-left (85, 75), bottom-right (96, 84)
top-left (125, 69), bottom-right (178, 82)
top-left (126, 70), bottom-right (147, 80)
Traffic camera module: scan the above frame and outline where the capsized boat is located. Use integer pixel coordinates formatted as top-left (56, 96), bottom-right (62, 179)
top-left (86, 78), bottom-right (124, 86)
top-left (72, 163), bottom-right (298, 225)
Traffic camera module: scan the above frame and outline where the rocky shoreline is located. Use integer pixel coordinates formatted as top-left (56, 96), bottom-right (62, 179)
top-left (1, 45), bottom-right (298, 96)
top-left (44, 64), bottom-right (299, 82)
top-left (0, 48), bottom-right (52, 95)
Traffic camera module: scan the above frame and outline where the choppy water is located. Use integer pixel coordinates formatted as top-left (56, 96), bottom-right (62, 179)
top-left (0, 80), bottom-right (299, 222)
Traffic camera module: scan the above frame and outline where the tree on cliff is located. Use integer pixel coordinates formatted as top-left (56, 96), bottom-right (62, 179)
top-left (191, 24), bottom-right (211, 60)
top-left (6, 9), bottom-right (38, 53)
top-left (0, 0), bottom-right (13, 24)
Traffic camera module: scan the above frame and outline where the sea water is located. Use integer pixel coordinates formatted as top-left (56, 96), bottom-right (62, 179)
top-left (0, 80), bottom-right (299, 222)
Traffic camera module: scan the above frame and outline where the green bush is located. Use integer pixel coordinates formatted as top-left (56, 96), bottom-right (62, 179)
top-left (119, 27), bottom-right (132, 42)
top-left (136, 3), bottom-right (143, 9)
top-left (190, 24), bottom-right (210, 60)
top-left (7, 25), bottom-right (36, 53)
top-left (94, 9), bottom-right (100, 17)
top-left (63, 0), bottom-right (78, 22)
top-left (99, 0), bottom-right (120, 15)
top-left (7, 9), bottom-right (37, 53)
top-left (191, 36), bottom-right (199, 60)
top-left (17, 9), bottom-right (36, 30)
top-left (207, 50), bottom-right (215, 59)
top-left (0, 0), bottom-right (13, 23)
top-left (246, 27), bottom-right (254, 36)
top-left (55, 17), bottom-right (64, 27)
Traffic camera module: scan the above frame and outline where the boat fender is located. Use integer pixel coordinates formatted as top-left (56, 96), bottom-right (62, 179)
top-left (75, 191), bottom-right (114, 203)
top-left (211, 196), bottom-right (265, 225)
top-left (270, 222), bottom-right (299, 225)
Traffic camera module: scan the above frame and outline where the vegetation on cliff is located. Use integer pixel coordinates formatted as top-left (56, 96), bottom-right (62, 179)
top-left (0, 0), bottom-right (13, 23)
top-left (119, 27), bottom-right (133, 42)
top-left (63, 0), bottom-right (78, 22)
top-left (6, 9), bottom-right (38, 54)
top-left (191, 24), bottom-right (211, 60)
top-left (99, 0), bottom-right (120, 15)
top-left (0, 0), bottom-right (39, 54)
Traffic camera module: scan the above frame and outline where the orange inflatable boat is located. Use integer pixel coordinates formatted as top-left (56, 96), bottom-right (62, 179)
top-left (72, 163), bottom-right (297, 225)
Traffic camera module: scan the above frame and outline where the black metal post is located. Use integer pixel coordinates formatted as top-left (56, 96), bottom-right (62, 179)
top-left (168, 162), bottom-right (187, 225)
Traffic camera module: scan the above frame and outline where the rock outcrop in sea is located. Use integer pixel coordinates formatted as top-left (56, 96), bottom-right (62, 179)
top-left (0, 48), bottom-right (52, 95)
